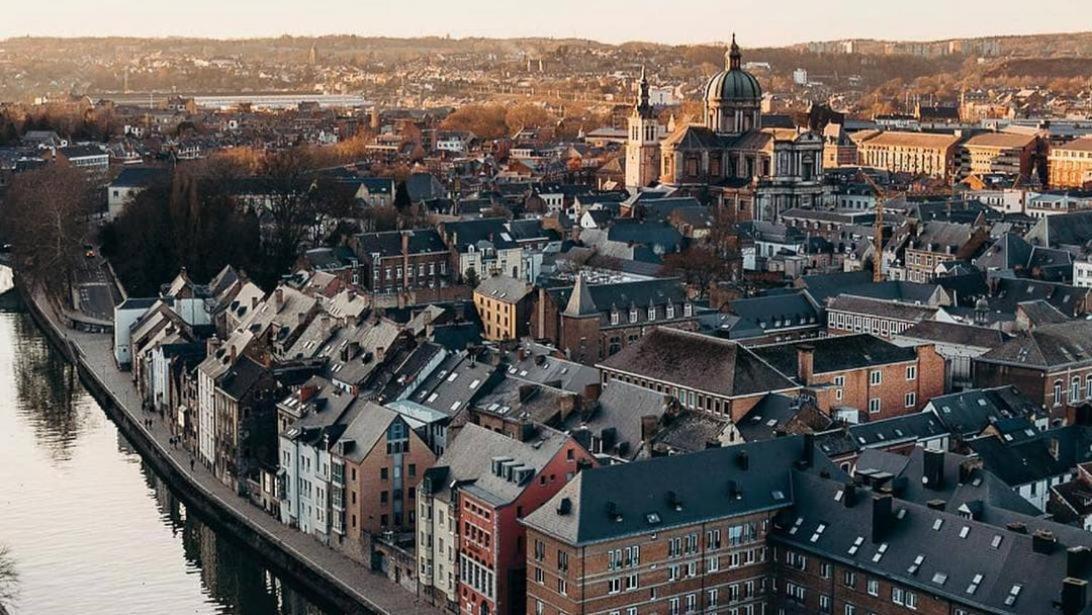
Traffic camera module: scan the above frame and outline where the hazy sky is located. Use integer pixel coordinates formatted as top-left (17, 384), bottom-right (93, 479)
top-left (5, 0), bottom-right (1091, 45)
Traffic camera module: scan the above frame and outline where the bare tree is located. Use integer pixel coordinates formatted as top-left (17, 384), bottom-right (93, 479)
top-left (0, 544), bottom-right (18, 614)
top-left (2, 163), bottom-right (93, 299)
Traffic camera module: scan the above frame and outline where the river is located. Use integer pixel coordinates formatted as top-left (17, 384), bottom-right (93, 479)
top-left (0, 294), bottom-right (329, 615)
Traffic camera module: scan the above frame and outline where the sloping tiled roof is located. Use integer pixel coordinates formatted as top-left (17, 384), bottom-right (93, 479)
top-left (598, 328), bottom-right (797, 399)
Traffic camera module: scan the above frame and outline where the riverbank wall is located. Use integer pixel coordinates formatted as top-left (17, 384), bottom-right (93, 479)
top-left (18, 280), bottom-right (393, 615)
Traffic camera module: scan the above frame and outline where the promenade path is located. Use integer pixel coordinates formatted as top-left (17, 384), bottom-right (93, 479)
top-left (38, 296), bottom-right (440, 615)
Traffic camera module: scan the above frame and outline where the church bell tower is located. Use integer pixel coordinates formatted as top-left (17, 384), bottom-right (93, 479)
top-left (625, 67), bottom-right (661, 191)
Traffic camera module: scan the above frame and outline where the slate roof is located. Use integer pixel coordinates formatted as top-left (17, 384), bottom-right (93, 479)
top-left (752, 334), bottom-right (917, 378)
top-left (549, 277), bottom-right (689, 325)
top-left (776, 471), bottom-right (1092, 615)
top-left (432, 423), bottom-right (569, 507)
top-left (977, 319), bottom-right (1092, 369)
top-left (475, 275), bottom-right (531, 304)
top-left (846, 412), bottom-right (949, 449)
top-left (354, 229), bottom-right (447, 258)
top-left (523, 435), bottom-right (841, 545)
top-left (926, 386), bottom-right (1042, 437)
top-left (563, 380), bottom-right (669, 459)
top-left (1017, 300), bottom-right (1072, 327)
top-left (218, 355), bottom-right (269, 401)
top-left (110, 166), bottom-right (167, 188)
top-left (717, 292), bottom-right (820, 339)
top-left (826, 295), bottom-right (939, 322)
top-left (336, 402), bottom-right (408, 464)
top-left (968, 425), bottom-right (1092, 487)
top-left (898, 320), bottom-right (1011, 349)
top-left (597, 328), bottom-right (798, 399)
top-left (442, 218), bottom-right (517, 250)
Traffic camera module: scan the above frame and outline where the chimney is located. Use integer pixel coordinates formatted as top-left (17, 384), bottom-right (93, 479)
top-left (275, 288), bottom-right (285, 309)
top-left (1050, 438), bottom-right (1061, 461)
top-left (796, 344), bottom-right (815, 382)
top-left (736, 450), bottom-right (750, 471)
top-left (797, 433), bottom-right (815, 469)
top-left (1062, 578), bottom-right (1088, 615)
top-left (229, 345), bottom-right (237, 363)
top-left (1069, 546), bottom-right (1092, 578)
top-left (842, 483), bottom-right (857, 508)
top-left (640, 415), bottom-right (659, 441)
top-left (251, 295), bottom-right (258, 309)
top-left (376, 346), bottom-right (386, 362)
top-left (922, 448), bottom-right (945, 490)
top-left (583, 382), bottom-right (602, 401)
top-left (1006, 522), bottom-right (1028, 534)
top-left (926, 499), bottom-right (946, 511)
top-left (299, 384), bottom-right (318, 403)
top-left (516, 347), bottom-right (528, 361)
top-left (559, 394), bottom-right (579, 420)
top-left (871, 494), bottom-right (893, 543)
top-left (206, 335), bottom-right (221, 356)
top-left (1032, 529), bottom-right (1057, 554)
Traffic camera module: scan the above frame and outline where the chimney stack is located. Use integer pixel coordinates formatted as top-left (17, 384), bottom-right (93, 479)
top-left (640, 415), bottom-right (659, 441)
top-left (922, 448), bottom-right (945, 490)
top-left (796, 344), bottom-right (815, 383)
top-left (842, 483), bottom-right (857, 508)
top-left (1062, 578), bottom-right (1088, 615)
top-left (796, 433), bottom-right (815, 469)
top-left (1032, 529), bottom-right (1057, 554)
top-left (871, 494), bottom-right (893, 543)
top-left (1068, 546), bottom-right (1092, 578)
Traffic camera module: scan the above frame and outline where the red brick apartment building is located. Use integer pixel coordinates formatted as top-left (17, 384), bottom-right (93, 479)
top-left (417, 423), bottom-right (596, 615)
top-left (751, 334), bottom-right (945, 421)
top-left (523, 435), bottom-right (1092, 615)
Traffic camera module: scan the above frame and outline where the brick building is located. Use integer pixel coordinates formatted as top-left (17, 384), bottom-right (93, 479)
top-left (531, 276), bottom-right (698, 365)
top-left (524, 435), bottom-right (1092, 615)
top-left (351, 229), bottom-right (451, 293)
top-left (751, 334), bottom-right (946, 421)
top-left (335, 402), bottom-right (437, 538)
top-left (974, 320), bottom-right (1092, 421)
top-left (597, 327), bottom-right (799, 423)
top-left (416, 424), bottom-right (596, 615)
top-left (521, 436), bottom-right (841, 615)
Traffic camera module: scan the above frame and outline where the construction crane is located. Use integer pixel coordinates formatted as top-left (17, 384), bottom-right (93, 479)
top-left (856, 170), bottom-right (896, 283)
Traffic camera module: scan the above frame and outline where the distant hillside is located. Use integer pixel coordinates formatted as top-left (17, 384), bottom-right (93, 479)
top-left (984, 57), bottom-right (1092, 79)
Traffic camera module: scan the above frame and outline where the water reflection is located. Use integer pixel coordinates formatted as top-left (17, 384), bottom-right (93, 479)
top-left (11, 314), bottom-right (85, 463)
top-left (0, 304), bottom-right (327, 615)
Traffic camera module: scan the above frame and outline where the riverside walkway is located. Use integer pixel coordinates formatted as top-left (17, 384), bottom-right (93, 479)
top-left (34, 293), bottom-right (440, 615)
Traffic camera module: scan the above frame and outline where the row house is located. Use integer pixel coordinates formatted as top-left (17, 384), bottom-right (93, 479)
top-left (597, 327), bottom-right (799, 423)
top-left (416, 424), bottom-right (595, 615)
top-left (902, 220), bottom-right (990, 283)
top-left (751, 334), bottom-right (946, 421)
top-left (439, 218), bottom-right (526, 283)
top-left (960, 131), bottom-right (1040, 179)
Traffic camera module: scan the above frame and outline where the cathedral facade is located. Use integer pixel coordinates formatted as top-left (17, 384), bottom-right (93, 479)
top-left (624, 37), bottom-right (825, 222)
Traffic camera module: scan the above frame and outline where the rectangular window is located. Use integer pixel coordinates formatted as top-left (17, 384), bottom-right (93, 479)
top-left (869, 398), bottom-right (881, 414)
top-left (905, 392), bottom-right (916, 408)
top-left (870, 370), bottom-right (882, 385)
top-left (906, 365), bottom-right (917, 380)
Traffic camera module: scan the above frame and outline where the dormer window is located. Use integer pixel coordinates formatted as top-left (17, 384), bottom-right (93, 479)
top-left (683, 303), bottom-right (693, 317)
top-left (666, 304), bottom-right (676, 319)
top-left (611, 310), bottom-right (619, 326)
top-left (629, 308), bottom-right (638, 324)
top-left (648, 306), bottom-right (656, 321)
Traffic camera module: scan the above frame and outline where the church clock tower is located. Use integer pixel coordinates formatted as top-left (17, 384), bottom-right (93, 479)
top-left (625, 67), bottom-right (662, 191)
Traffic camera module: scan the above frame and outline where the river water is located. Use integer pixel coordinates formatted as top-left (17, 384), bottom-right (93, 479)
top-left (0, 296), bottom-right (328, 615)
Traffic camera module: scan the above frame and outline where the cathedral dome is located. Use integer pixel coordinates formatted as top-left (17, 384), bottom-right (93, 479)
top-left (704, 36), bottom-right (762, 103)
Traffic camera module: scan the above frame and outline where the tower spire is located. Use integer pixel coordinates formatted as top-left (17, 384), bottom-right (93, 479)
top-left (635, 64), bottom-right (653, 118)
top-left (727, 33), bottom-right (742, 70)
